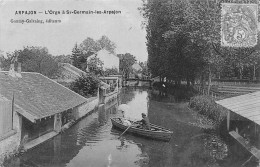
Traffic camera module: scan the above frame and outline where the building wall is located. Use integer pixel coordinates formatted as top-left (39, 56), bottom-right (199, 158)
top-left (104, 91), bottom-right (118, 104)
top-left (73, 97), bottom-right (99, 119)
top-left (0, 111), bottom-right (22, 164)
top-left (88, 50), bottom-right (119, 71)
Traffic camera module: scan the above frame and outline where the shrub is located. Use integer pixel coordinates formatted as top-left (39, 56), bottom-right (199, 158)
top-left (70, 73), bottom-right (100, 98)
top-left (189, 95), bottom-right (228, 126)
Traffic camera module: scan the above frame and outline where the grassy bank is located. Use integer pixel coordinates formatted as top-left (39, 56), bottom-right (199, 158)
top-left (151, 82), bottom-right (228, 129)
top-left (189, 95), bottom-right (228, 127)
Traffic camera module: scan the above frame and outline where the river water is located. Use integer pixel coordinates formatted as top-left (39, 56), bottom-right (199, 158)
top-left (3, 87), bottom-right (259, 167)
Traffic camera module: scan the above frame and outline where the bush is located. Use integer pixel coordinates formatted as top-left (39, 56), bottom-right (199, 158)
top-left (189, 95), bottom-right (228, 126)
top-left (70, 73), bottom-right (100, 98)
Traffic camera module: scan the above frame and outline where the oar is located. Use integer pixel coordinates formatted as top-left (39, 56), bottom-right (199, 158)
top-left (118, 121), bottom-right (138, 139)
top-left (118, 125), bottom-right (132, 139)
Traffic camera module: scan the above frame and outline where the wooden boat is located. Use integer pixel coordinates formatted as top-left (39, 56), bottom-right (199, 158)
top-left (111, 117), bottom-right (173, 141)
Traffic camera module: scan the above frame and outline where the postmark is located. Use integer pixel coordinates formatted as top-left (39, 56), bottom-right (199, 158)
top-left (221, 3), bottom-right (258, 47)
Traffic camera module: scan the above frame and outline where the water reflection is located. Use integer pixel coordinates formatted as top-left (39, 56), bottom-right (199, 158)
top-left (3, 87), bottom-right (259, 167)
top-left (177, 133), bottom-right (228, 167)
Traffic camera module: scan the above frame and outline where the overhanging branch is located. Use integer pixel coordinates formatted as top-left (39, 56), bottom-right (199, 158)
top-left (211, 41), bottom-right (225, 58)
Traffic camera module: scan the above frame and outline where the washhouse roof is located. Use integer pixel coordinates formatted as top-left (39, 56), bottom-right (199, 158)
top-left (0, 71), bottom-right (87, 122)
top-left (216, 91), bottom-right (260, 126)
top-left (60, 63), bottom-right (86, 77)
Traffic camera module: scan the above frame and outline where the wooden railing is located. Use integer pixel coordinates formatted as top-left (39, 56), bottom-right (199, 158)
top-left (193, 85), bottom-right (220, 99)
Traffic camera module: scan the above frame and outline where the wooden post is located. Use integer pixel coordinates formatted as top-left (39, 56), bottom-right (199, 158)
top-left (12, 92), bottom-right (14, 129)
top-left (54, 113), bottom-right (62, 132)
top-left (227, 110), bottom-right (230, 131)
top-left (253, 65), bottom-right (256, 81)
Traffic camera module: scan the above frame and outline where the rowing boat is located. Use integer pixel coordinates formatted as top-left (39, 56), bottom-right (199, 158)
top-left (111, 117), bottom-right (173, 141)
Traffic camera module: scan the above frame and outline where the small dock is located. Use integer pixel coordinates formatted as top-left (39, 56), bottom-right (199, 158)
top-left (23, 131), bottom-right (58, 150)
top-left (229, 131), bottom-right (260, 160)
top-left (216, 91), bottom-right (260, 160)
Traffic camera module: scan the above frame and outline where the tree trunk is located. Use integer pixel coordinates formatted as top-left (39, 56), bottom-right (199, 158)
top-left (191, 77), bottom-right (195, 86)
top-left (239, 66), bottom-right (243, 79)
top-left (253, 65), bottom-right (256, 80)
top-left (187, 77), bottom-right (190, 87)
top-left (200, 74), bottom-right (204, 88)
top-left (177, 79), bottom-right (181, 87)
top-left (207, 65), bottom-right (211, 95)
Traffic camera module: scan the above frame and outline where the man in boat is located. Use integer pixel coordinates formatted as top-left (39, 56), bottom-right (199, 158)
top-left (136, 113), bottom-right (151, 130)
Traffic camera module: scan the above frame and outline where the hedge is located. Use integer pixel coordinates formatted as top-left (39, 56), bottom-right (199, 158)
top-left (189, 95), bottom-right (228, 126)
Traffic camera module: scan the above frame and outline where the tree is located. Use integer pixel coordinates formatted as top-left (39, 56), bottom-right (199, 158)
top-left (97, 35), bottom-right (116, 54)
top-left (71, 43), bottom-right (84, 69)
top-left (54, 54), bottom-right (73, 64)
top-left (140, 0), bottom-right (260, 90)
top-left (69, 73), bottom-right (100, 98)
top-left (185, 0), bottom-right (260, 82)
top-left (0, 51), bottom-right (12, 70)
top-left (79, 36), bottom-right (116, 54)
top-left (73, 36), bottom-right (116, 72)
top-left (79, 37), bottom-right (100, 53)
top-left (139, 61), bottom-right (149, 77)
top-left (1, 46), bottom-right (59, 78)
top-left (118, 53), bottom-right (136, 79)
top-left (87, 55), bottom-right (104, 76)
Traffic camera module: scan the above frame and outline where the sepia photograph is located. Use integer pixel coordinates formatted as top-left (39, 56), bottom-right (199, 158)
top-left (0, 0), bottom-right (260, 166)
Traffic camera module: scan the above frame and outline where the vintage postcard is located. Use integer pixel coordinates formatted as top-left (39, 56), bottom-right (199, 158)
top-left (0, 0), bottom-right (260, 167)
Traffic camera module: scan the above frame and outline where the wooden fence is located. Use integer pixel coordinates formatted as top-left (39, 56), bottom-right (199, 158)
top-left (193, 85), bottom-right (220, 100)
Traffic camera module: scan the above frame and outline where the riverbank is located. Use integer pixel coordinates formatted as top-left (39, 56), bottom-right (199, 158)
top-left (151, 82), bottom-right (228, 129)
top-left (189, 95), bottom-right (228, 127)
top-left (149, 100), bottom-right (216, 130)
top-left (147, 99), bottom-right (230, 166)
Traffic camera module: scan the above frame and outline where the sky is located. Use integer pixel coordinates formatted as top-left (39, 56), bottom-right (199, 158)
top-left (0, 0), bottom-right (148, 62)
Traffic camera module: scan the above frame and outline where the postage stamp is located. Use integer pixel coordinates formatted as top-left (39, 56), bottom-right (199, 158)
top-left (221, 3), bottom-right (258, 47)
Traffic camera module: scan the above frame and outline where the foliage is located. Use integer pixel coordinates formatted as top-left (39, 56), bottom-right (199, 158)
top-left (79, 35), bottom-right (116, 54)
top-left (97, 36), bottom-right (116, 54)
top-left (140, 0), bottom-right (260, 86)
top-left (71, 36), bottom-right (116, 72)
top-left (139, 61), bottom-right (149, 76)
top-left (87, 55), bottom-right (104, 76)
top-left (0, 46), bottom-right (59, 78)
top-left (71, 43), bottom-right (87, 71)
top-left (118, 53), bottom-right (136, 78)
top-left (54, 54), bottom-right (73, 64)
top-left (103, 67), bottom-right (119, 76)
top-left (189, 95), bottom-right (228, 125)
top-left (79, 37), bottom-right (100, 53)
top-left (69, 74), bottom-right (100, 98)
